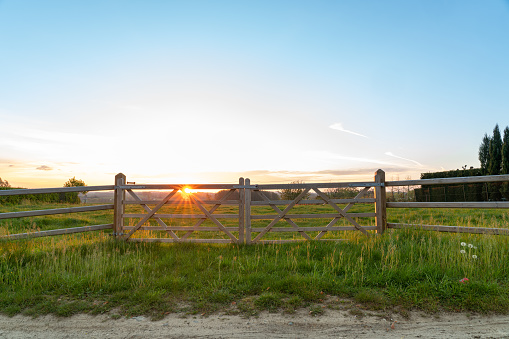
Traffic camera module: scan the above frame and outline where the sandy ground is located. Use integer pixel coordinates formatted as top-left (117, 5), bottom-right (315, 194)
top-left (1, 309), bottom-right (509, 339)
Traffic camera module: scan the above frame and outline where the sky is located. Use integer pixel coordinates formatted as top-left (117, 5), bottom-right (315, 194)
top-left (1, 0), bottom-right (509, 188)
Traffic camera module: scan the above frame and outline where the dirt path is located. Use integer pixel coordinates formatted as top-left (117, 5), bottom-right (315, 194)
top-left (1, 310), bottom-right (509, 338)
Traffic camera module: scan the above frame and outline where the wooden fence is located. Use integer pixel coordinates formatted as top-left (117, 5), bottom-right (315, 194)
top-left (0, 185), bottom-right (115, 239)
top-left (1, 170), bottom-right (509, 242)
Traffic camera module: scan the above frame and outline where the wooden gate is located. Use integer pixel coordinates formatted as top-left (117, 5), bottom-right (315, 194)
top-left (116, 174), bottom-right (247, 243)
top-left (114, 170), bottom-right (386, 244)
top-left (245, 178), bottom-right (384, 244)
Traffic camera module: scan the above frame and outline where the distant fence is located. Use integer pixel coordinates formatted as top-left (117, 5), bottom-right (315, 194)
top-left (1, 170), bottom-right (509, 242)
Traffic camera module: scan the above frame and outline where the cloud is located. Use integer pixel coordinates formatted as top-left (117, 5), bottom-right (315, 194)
top-left (329, 123), bottom-right (368, 138)
top-left (36, 165), bottom-right (53, 171)
top-left (385, 152), bottom-right (423, 167)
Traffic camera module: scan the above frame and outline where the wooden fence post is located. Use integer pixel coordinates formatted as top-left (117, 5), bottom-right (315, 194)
top-left (114, 173), bottom-right (126, 239)
top-left (238, 177), bottom-right (245, 244)
top-left (374, 169), bottom-right (387, 234)
top-left (245, 178), bottom-right (252, 244)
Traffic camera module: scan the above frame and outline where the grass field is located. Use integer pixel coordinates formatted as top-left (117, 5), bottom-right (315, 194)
top-left (1, 200), bottom-right (508, 319)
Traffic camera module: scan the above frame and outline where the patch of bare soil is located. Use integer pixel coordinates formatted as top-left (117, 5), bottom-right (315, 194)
top-left (1, 309), bottom-right (509, 339)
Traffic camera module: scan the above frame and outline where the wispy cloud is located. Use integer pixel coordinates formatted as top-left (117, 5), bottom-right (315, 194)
top-left (329, 123), bottom-right (368, 138)
top-left (36, 165), bottom-right (53, 171)
top-left (385, 152), bottom-right (423, 167)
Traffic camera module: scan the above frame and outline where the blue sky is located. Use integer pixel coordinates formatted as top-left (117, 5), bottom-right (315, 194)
top-left (1, 1), bottom-right (508, 187)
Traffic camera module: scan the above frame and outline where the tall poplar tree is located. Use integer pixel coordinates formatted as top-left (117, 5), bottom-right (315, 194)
top-left (502, 126), bottom-right (509, 174)
top-left (488, 124), bottom-right (502, 175)
top-left (479, 133), bottom-right (491, 175)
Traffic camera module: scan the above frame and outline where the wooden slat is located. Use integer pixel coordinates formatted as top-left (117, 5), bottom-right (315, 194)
top-left (0, 204), bottom-right (114, 220)
top-left (122, 226), bottom-right (239, 231)
top-left (386, 174), bottom-right (509, 187)
top-left (258, 239), bottom-right (347, 244)
top-left (388, 223), bottom-right (509, 235)
top-left (255, 182), bottom-right (382, 190)
top-left (124, 213), bottom-right (239, 220)
top-left (251, 226), bottom-right (377, 232)
top-left (1, 224), bottom-right (113, 240)
top-left (128, 238), bottom-right (234, 243)
top-left (250, 213), bottom-right (375, 220)
top-left (0, 185), bottom-right (114, 196)
top-left (118, 184), bottom-right (252, 190)
top-left (374, 169), bottom-right (387, 234)
top-left (239, 178), bottom-right (245, 244)
top-left (245, 178), bottom-right (252, 244)
top-left (387, 202), bottom-right (509, 209)
top-left (250, 198), bottom-right (376, 206)
top-left (124, 200), bottom-right (240, 205)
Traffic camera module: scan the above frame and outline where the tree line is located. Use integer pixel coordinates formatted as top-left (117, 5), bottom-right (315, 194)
top-left (478, 124), bottom-right (509, 176)
top-left (0, 177), bottom-right (86, 204)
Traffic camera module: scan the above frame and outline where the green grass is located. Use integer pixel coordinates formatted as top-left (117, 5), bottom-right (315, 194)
top-left (1, 201), bottom-right (509, 319)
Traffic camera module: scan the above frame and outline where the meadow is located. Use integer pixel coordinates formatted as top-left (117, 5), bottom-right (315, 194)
top-left (1, 201), bottom-right (509, 319)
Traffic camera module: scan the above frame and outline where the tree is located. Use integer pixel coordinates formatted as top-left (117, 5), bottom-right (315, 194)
top-left (279, 181), bottom-right (310, 200)
top-left (0, 177), bottom-right (10, 188)
top-left (502, 126), bottom-right (509, 175)
top-left (63, 177), bottom-right (87, 203)
top-left (478, 133), bottom-right (491, 175)
top-left (501, 126), bottom-right (509, 200)
top-left (488, 124), bottom-right (503, 175)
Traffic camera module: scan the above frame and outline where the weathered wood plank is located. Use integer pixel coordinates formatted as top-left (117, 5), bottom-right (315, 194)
top-left (387, 202), bottom-right (509, 209)
top-left (239, 178), bottom-right (245, 244)
top-left (0, 185), bottom-right (114, 196)
top-left (250, 198), bottom-right (376, 206)
top-left (386, 174), bottom-right (509, 187)
top-left (118, 184), bottom-right (251, 190)
top-left (1, 224), bottom-right (113, 240)
top-left (113, 173), bottom-right (125, 237)
top-left (251, 226), bottom-right (377, 232)
top-left (250, 213), bottom-right (375, 220)
top-left (245, 178), bottom-right (252, 244)
top-left (255, 182), bottom-right (382, 190)
top-left (128, 238), bottom-right (234, 243)
top-left (122, 226), bottom-right (239, 231)
top-left (0, 205), bottom-right (114, 220)
top-left (388, 223), bottom-right (509, 235)
top-left (374, 169), bottom-right (387, 234)
top-left (124, 200), bottom-right (240, 205)
top-left (257, 239), bottom-right (347, 244)
top-left (124, 213), bottom-right (233, 219)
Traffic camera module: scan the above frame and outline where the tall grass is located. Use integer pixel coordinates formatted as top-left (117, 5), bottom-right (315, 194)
top-left (1, 202), bottom-right (509, 318)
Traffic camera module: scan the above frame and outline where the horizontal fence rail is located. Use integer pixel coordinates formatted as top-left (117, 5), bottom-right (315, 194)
top-left (0, 185), bottom-right (115, 240)
top-left (386, 173), bottom-right (509, 235)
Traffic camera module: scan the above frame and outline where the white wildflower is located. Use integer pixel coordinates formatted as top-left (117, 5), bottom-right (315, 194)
top-left (468, 244), bottom-right (474, 248)
top-left (461, 242), bottom-right (466, 247)
top-left (460, 250), bottom-right (466, 254)
top-left (472, 255), bottom-right (477, 259)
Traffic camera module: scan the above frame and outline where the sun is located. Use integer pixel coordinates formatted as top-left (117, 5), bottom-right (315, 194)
top-left (183, 187), bottom-right (192, 194)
